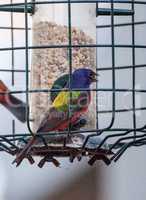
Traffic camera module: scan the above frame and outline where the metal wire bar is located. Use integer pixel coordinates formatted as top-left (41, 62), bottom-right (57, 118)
top-left (96, 3), bottom-right (99, 136)
top-left (1, 88), bottom-right (146, 94)
top-left (0, 44), bottom-right (146, 52)
top-left (1, 63), bottom-right (146, 73)
top-left (94, 124), bottom-right (146, 151)
top-left (66, 0), bottom-right (73, 144)
top-left (97, 8), bottom-right (134, 16)
top-left (112, 137), bottom-right (146, 162)
top-left (0, 27), bottom-right (31, 30)
top-left (0, 1), bottom-right (146, 7)
top-left (109, 133), bottom-right (146, 153)
top-left (0, 69), bottom-right (30, 72)
top-left (97, 107), bottom-right (146, 114)
top-left (98, 64), bottom-right (146, 71)
top-left (131, 0), bottom-right (136, 140)
top-left (24, 0), bottom-right (34, 135)
top-left (10, 0), bottom-right (15, 85)
top-left (96, 21), bottom-right (146, 29)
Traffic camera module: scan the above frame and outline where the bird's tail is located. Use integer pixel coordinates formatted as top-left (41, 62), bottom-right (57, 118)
top-left (0, 80), bottom-right (9, 104)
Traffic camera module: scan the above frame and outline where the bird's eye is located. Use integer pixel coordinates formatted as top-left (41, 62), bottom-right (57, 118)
top-left (89, 71), bottom-right (97, 82)
top-left (89, 72), bottom-right (94, 78)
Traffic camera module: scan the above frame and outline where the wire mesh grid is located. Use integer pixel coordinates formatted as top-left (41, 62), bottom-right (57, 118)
top-left (0, 0), bottom-right (146, 167)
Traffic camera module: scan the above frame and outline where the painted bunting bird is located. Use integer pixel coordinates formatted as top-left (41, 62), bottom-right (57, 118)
top-left (13, 68), bottom-right (97, 166)
top-left (51, 73), bottom-right (87, 131)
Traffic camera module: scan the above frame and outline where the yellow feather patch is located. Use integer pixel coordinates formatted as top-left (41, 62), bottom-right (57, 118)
top-left (52, 91), bottom-right (81, 109)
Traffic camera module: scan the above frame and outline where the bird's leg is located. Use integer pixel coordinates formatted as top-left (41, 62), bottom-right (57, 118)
top-left (13, 136), bottom-right (36, 166)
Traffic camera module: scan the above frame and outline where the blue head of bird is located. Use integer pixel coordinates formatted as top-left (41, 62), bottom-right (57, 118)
top-left (70, 68), bottom-right (97, 89)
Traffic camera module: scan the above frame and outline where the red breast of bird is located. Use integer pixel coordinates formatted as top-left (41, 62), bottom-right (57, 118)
top-left (45, 92), bottom-right (91, 132)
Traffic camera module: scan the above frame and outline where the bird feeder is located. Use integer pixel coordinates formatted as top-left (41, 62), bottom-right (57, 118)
top-left (30, 1), bottom-right (97, 134)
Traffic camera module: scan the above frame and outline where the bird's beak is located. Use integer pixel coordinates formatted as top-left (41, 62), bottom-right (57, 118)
top-left (90, 72), bottom-right (99, 82)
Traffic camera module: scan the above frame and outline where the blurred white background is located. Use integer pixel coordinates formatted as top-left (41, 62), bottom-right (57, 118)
top-left (0, 0), bottom-right (146, 200)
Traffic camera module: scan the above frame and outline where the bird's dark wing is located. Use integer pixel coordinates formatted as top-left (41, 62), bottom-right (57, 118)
top-left (50, 74), bottom-right (69, 102)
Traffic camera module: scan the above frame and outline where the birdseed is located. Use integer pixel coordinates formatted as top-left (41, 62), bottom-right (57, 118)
top-left (30, 22), bottom-right (96, 133)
